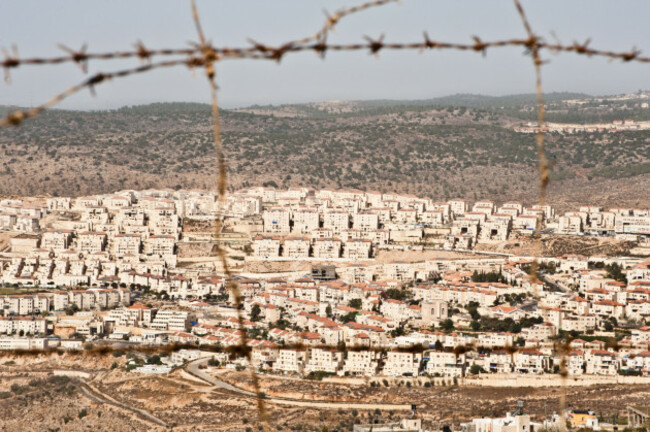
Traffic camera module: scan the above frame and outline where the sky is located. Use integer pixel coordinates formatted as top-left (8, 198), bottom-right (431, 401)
top-left (1, 0), bottom-right (649, 110)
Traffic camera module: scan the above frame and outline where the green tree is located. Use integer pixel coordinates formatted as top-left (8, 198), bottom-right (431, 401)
top-left (250, 304), bottom-right (262, 322)
top-left (348, 298), bottom-right (362, 309)
top-left (469, 364), bottom-right (485, 375)
top-left (147, 355), bottom-right (162, 365)
top-left (440, 319), bottom-right (455, 332)
top-left (605, 263), bottom-right (627, 284)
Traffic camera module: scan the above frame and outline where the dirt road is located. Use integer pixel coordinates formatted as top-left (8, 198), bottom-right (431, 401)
top-left (186, 359), bottom-right (411, 411)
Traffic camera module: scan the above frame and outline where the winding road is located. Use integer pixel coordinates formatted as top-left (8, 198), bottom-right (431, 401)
top-left (185, 358), bottom-right (412, 411)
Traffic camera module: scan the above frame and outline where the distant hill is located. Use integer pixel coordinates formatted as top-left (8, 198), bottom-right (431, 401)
top-left (353, 92), bottom-right (591, 108)
top-left (1, 93), bottom-right (649, 209)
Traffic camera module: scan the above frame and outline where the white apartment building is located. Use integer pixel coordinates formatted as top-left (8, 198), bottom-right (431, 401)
top-left (425, 351), bottom-right (465, 377)
top-left (353, 211), bottom-right (379, 231)
top-left (41, 230), bottom-right (73, 251)
top-left (0, 295), bottom-right (50, 315)
top-left (383, 351), bottom-right (422, 376)
top-left (150, 310), bottom-right (193, 332)
top-left (77, 232), bottom-right (107, 254)
top-left (107, 303), bottom-right (156, 327)
top-left (252, 235), bottom-right (281, 258)
top-left (273, 349), bottom-right (306, 374)
top-left (585, 350), bottom-right (618, 375)
top-left (52, 289), bottom-right (129, 312)
top-left (344, 239), bottom-right (372, 259)
top-left (112, 234), bottom-right (141, 257)
top-left (283, 236), bottom-right (310, 258)
top-left (448, 199), bottom-right (468, 217)
top-left (513, 349), bottom-right (547, 374)
top-left (421, 210), bottom-right (444, 226)
top-left (146, 235), bottom-right (175, 256)
top-left (292, 208), bottom-right (320, 234)
top-left (324, 211), bottom-right (350, 235)
top-left (558, 214), bottom-right (583, 235)
top-left (343, 350), bottom-right (380, 376)
top-left (263, 208), bottom-right (291, 233)
top-left (0, 317), bottom-right (47, 335)
top-left (304, 348), bottom-right (344, 374)
top-left (313, 238), bottom-right (342, 259)
top-left (0, 337), bottom-right (54, 351)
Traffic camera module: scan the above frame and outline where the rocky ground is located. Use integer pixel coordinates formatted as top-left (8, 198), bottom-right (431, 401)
top-left (2, 353), bottom-right (649, 431)
top-left (475, 233), bottom-right (640, 257)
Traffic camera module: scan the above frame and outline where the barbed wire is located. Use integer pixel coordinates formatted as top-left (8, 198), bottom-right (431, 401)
top-left (2, 12), bottom-right (650, 128)
top-left (1, 0), bottom-right (647, 428)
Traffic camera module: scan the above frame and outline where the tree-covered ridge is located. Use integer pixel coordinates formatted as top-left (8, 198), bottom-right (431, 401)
top-left (0, 96), bottom-right (648, 206)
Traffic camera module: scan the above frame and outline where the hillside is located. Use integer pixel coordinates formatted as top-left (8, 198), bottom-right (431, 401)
top-left (1, 94), bottom-right (649, 209)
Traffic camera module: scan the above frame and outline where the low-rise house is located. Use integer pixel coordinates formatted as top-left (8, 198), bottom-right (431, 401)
top-left (585, 350), bottom-right (618, 375)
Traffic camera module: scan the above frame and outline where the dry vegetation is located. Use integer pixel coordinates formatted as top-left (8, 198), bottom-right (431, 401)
top-left (475, 234), bottom-right (637, 257)
top-left (1, 353), bottom-right (649, 431)
top-left (1, 95), bottom-right (649, 210)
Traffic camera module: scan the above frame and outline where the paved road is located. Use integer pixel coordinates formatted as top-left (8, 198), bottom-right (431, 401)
top-left (538, 272), bottom-right (569, 293)
top-left (186, 359), bottom-right (411, 411)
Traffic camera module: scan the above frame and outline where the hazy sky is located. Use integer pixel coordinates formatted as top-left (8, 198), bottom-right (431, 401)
top-left (1, 0), bottom-right (649, 109)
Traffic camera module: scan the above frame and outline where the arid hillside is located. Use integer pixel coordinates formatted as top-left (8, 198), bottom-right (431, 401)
top-left (1, 94), bottom-right (649, 209)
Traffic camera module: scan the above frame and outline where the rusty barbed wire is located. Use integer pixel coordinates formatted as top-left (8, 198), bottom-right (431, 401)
top-left (0, 0), bottom-right (647, 427)
top-left (189, 0), bottom-right (269, 422)
top-left (513, 1), bottom-right (566, 426)
top-left (2, 35), bottom-right (650, 77)
top-left (3, 28), bottom-right (650, 126)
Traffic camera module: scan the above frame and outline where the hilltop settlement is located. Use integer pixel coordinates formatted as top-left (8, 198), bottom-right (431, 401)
top-left (1, 186), bottom-right (650, 381)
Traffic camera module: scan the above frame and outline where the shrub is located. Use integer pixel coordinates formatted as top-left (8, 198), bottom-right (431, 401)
top-left (10, 384), bottom-right (26, 394)
top-left (470, 364), bottom-right (485, 375)
top-left (78, 409), bottom-right (88, 419)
